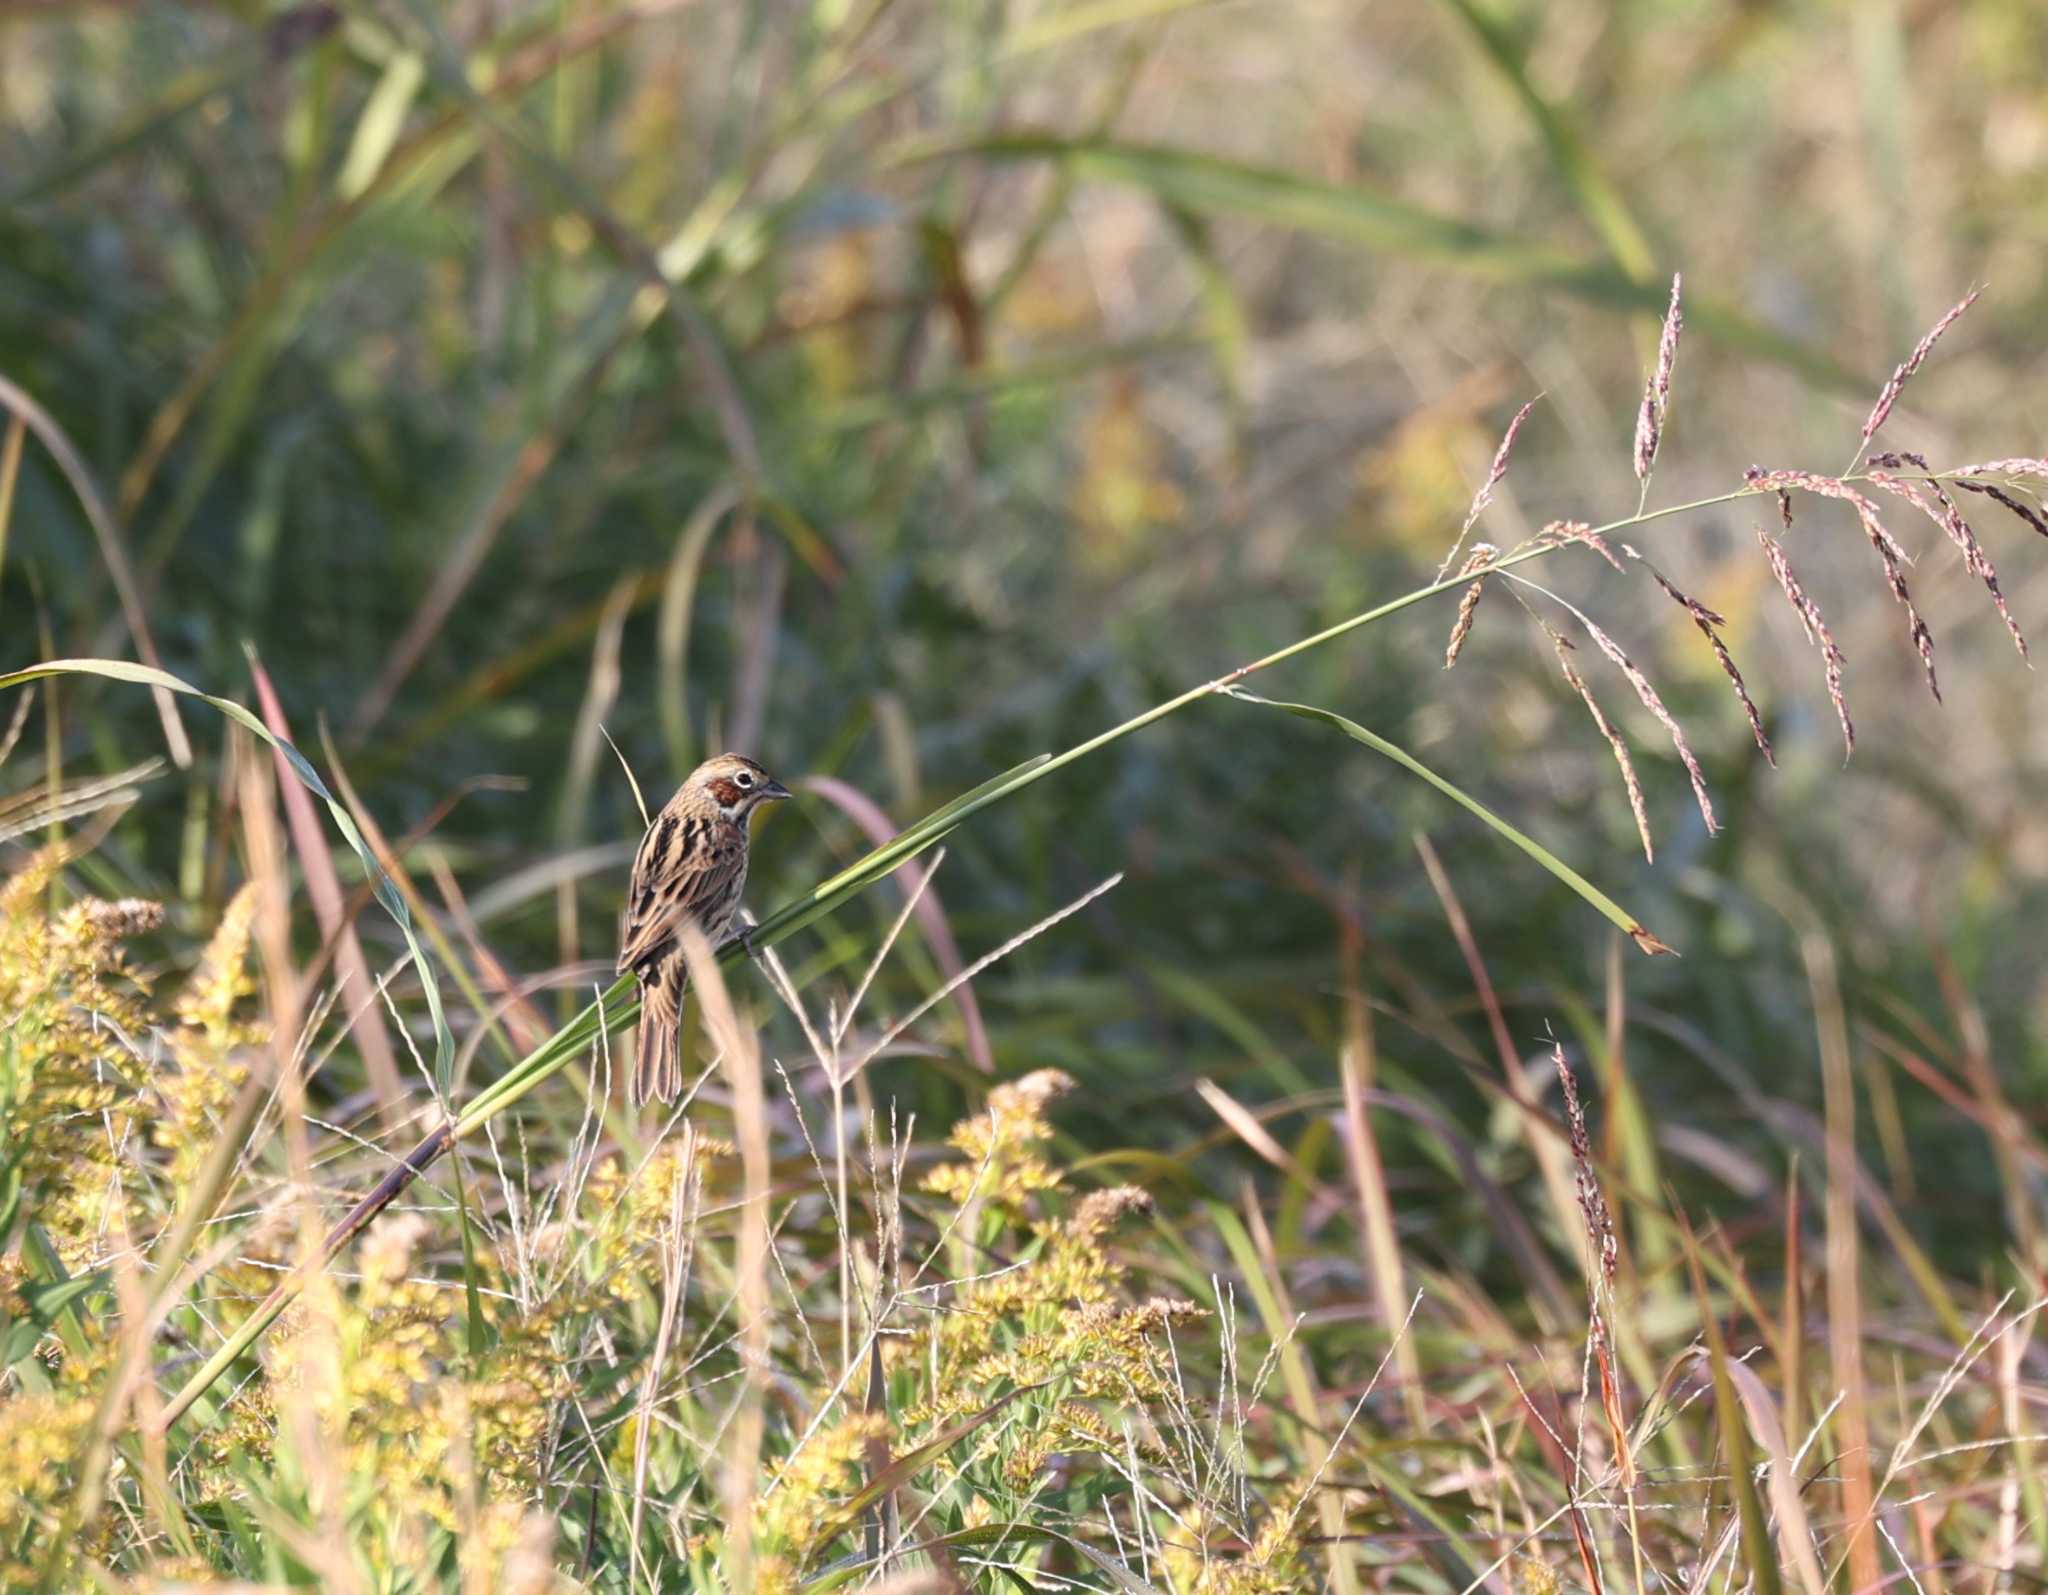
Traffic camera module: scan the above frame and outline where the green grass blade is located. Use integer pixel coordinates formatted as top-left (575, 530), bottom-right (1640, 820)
top-left (450, 1151), bottom-right (491, 1362)
top-left (1225, 688), bottom-right (1674, 956)
top-left (1432, 0), bottom-right (1656, 281)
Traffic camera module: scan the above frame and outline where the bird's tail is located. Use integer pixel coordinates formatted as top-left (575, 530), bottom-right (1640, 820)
top-left (632, 982), bottom-right (682, 1107)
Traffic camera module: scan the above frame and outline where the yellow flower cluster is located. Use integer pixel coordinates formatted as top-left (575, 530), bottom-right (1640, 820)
top-left (246, 1212), bottom-right (574, 1557)
top-left (0, 851), bottom-right (159, 1261)
top-left (907, 1071), bottom-right (1203, 1509)
top-left (1161, 1490), bottom-right (1309, 1595)
top-left (578, 1134), bottom-right (728, 1300)
top-left (753, 1411), bottom-right (890, 1592)
top-left (921, 1067), bottom-right (1076, 1209)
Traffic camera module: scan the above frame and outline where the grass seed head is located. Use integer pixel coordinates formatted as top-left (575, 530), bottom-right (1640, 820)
top-left (1861, 287), bottom-right (1980, 444)
top-left (1634, 272), bottom-right (1684, 481)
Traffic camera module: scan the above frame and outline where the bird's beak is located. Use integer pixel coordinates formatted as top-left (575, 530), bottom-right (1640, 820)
top-left (760, 779), bottom-right (794, 802)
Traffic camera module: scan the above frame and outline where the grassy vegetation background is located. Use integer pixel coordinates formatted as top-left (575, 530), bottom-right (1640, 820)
top-left (3, 0), bottom-right (2047, 1589)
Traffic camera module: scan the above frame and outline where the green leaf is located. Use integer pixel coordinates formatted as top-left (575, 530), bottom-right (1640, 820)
top-left (12, 1229), bottom-right (100, 1368)
top-left (0, 1163), bottom-right (22, 1252)
top-left (1226, 688), bottom-right (1675, 956)
top-left (22, 1273), bottom-right (106, 1328)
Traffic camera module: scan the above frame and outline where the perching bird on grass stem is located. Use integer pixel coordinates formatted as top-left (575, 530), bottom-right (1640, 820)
top-left (617, 752), bottom-right (790, 1105)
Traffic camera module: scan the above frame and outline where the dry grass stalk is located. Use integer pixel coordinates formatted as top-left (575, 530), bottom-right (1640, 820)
top-left (1860, 288), bottom-right (1980, 445)
top-left (1634, 273), bottom-right (1684, 482)
top-left (1444, 544), bottom-right (1498, 667)
top-left (1551, 1041), bottom-right (1632, 1499)
top-left (1755, 523), bottom-right (1854, 757)
top-left (1637, 559), bottom-right (1775, 765)
top-left (1438, 396), bottom-right (1539, 581)
top-left (1545, 622), bottom-right (1654, 861)
top-left (1748, 467), bottom-right (1940, 701)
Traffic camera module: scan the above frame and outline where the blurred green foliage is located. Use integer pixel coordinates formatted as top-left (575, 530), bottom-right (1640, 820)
top-left (3, 0), bottom-right (2046, 1262)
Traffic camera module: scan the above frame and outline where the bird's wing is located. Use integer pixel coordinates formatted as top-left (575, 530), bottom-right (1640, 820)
top-left (617, 810), bottom-right (738, 975)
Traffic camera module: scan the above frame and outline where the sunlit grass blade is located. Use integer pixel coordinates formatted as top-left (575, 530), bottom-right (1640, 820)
top-left (1225, 687), bottom-right (1675, 955)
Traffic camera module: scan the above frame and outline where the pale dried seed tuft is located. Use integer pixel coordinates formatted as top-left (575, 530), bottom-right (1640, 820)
top-left (992, 1068), bottom-right (1077, 1117)
top-left (1634, 273), bottom-right (1684, 482)
top-left (1637, 561), bottom-right (1775, 765)
top-left (1755, 524), bottom-right (1854, 758)
top-left (1861, 288), bottom-right (1980, 445)
top-left (1546, 623), bottom-right (1654, 862)
top-left (1072, 1185), bottom-right (1154, 1236)
top-left (81, 897), bottom-right (167, 940)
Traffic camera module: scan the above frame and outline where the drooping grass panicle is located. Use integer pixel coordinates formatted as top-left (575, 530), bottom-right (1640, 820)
top-left (1860, 287), bottom-right (1981, 447)
top-left (1516, 576), bottom-right (1718, 835)
top-left (1756, 521), bottom-right (1855, 758)
top-left (1541, 619), bottom-right (1655, 862)
top-left (1869, 459), bottom-right (2028, 661)
top-left (1634, 272), bottom-right (1684, 484)
top-left (1748, 467), bottom-right (1940, 701)
top-left (1578, 610), bottom-right (1719, 835)
top-left (1635, 557), bottom-right (1775, 766)
top-left (1953, 478), bottom-right (2048, 541)
top-left (1443, 544), bottom-right (1498, 668)
top-left (1437, 395), bottom-right (1540, 581)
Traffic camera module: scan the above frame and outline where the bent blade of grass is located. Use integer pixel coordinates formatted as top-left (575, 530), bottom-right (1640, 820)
top-left (0, 660), bottom-right (453, 1093)
top-left (1225, 688), bottom-right (1673, 955)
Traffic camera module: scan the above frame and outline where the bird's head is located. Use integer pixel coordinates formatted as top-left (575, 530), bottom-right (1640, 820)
top-left (689, 752), bottom-right (793, 821)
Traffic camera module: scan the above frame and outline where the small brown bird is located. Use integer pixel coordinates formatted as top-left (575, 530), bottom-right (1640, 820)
top-left (618, 752), bottom-right (791, 1105)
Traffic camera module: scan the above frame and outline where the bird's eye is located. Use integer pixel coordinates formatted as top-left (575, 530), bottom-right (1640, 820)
top-left (735, 771), bottom-right (755, 789)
